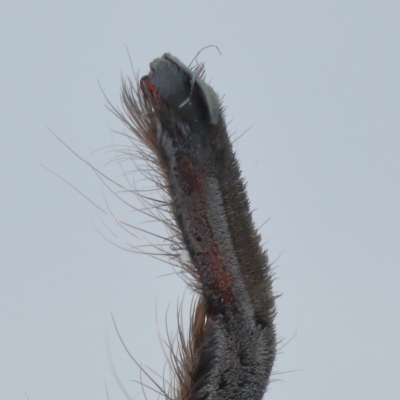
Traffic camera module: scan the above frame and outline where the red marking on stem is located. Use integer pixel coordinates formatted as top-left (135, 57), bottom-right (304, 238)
top-left (141, 77), bottom-right (163, 104)
top-left (176, 152), bottom-right (236, 307)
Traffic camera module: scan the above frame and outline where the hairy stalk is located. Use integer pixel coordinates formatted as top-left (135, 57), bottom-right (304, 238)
top-left (108, 53), bottom-right (277, 400)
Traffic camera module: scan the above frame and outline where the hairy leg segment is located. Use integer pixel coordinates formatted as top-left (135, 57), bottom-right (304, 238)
top-left (115, 54), bottom-right (277, 400)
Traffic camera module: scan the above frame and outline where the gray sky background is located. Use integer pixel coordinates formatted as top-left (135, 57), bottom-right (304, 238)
top-left (1, 1), bottom-right (399, 399)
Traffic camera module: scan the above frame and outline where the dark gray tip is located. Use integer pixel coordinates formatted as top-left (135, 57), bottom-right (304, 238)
top-left (145, 53), bottom-right (220, 126)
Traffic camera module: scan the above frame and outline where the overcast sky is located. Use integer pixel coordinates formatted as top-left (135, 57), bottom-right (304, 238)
top-left (1, 1), bottom-right (399, 399)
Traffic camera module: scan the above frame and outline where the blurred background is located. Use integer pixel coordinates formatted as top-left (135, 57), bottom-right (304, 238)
top-left (1, 1), bottom-right (399, 399)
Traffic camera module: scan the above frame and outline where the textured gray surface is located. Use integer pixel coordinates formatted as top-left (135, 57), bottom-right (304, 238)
top-left (1, 1), bottom-right (399, 399)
